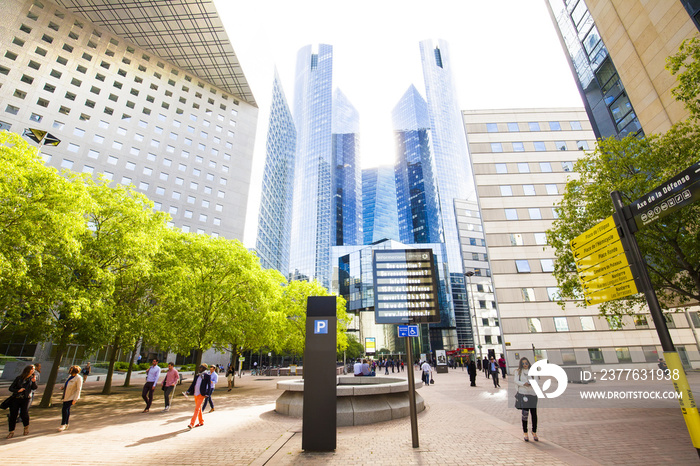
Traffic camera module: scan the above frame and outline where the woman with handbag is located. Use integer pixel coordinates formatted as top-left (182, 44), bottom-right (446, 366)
top-left (6, 364), bottom-right (37, 438)
top-left (514, 357), bottom-right (538, 442)
top-left (59, 365), bottom-right (83, 431)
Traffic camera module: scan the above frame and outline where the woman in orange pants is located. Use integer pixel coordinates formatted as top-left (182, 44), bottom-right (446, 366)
top-left (185, 364), bottom-right (211, 429)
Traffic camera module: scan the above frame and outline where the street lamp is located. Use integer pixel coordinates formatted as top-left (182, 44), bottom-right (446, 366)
top-left (464, 271), bottom-right (482, 361)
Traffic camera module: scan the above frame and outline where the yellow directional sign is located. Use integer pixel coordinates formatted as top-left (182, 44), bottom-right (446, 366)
top-left (582, 266), bottom-right (635, 294)
top-left (578, 252), bottom-right (631, 283)
top-left (584, 279), bottom-right (638, 306)
top-left (572, 227), bottom-right (620, 263)
top-left (574, 239), bottom-right (626, 272)
top-left (570, 216), bottom-right (615, 250)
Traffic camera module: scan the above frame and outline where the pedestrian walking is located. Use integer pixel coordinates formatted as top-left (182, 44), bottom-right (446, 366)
top-left (202, 364), bottom-right (218, 413)
top-left (162, 362), bottom-right (179, 412)
top-left (58, 365), bottom-right (83, 432)
top-left (489, 357), bottom-right (500, 388)
top-left (6, 364), bottom-right (37, 438)
top-left (81, 362), bottom-right (91, 382)
top-left (483, 357), bottom-right (490, 378)
top-left (141, 358), bottom-right (161, 413)
top-left (226, 364), bottom-right (235, 391)
top-left (498, 355), bottom-right (507, 378)
top-left (467, 357), bottom-right (477, 387)
top-left (384, 359), bottom-right (389, 375)
top-left (514, 357), bottom-right (538, 442)
top-left (421, 360), bottom-right (432, 386)
top-left (476, 358), bottom-right (482, 372)
top-left (186, 364), bottom-right (211, 429)
top-left (401, 361), bottom-right (405, 372)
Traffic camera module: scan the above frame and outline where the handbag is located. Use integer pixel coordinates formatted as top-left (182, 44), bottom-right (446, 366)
top-left (0, 396), bottom-right (13, 410)
top-left (515, 389), bottom-right (538, 409)
top-left (430, 376), bottom-right (435, 384)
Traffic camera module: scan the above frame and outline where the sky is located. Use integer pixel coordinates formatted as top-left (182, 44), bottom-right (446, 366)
top-left (213, 0), bottom-right (584, 248)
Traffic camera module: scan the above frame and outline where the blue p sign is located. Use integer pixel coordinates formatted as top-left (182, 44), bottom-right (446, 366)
top-left (314, 320), bottom-right (328, 334)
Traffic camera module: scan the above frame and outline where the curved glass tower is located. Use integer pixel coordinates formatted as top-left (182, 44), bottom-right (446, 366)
top-left (362, 166), bottom-right (399, 245)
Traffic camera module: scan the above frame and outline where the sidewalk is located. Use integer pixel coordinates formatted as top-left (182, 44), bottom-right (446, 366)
top-left (0, 369), bottom-right (697, 465)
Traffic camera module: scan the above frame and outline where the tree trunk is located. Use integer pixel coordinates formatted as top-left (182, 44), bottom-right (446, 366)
top-left (39, 333), bottom-right (68, 408)
top-left (195, 348), bottom-right (203, 368)
top-left (123, 338), bottom-right (140, 387)
top-left (101, 335), bottom-right (120, 395)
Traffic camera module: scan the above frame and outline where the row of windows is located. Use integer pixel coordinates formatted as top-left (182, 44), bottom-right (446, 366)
top-left (510, 232), bottom-right (548, 246)
top-left (499, 184), bottom-right (559, 196)
top-left (515, 258), bottom-right (555, 273)
top-left (533, 346), bottom-right (661, 366)
top-left (495, 161), bottom-right (574, 173)
top-left (490, 140), bottom-right (589, 153)
top-left (486, 120), bottom-right (583, 133)
top-left (504, 207), bottom-right (558, 221)
top-left (528, 313), bottom-right (680, 333)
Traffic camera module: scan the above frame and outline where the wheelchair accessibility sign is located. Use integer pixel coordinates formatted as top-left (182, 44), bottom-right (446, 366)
top-left (398, 325), bottom-right (419, 337)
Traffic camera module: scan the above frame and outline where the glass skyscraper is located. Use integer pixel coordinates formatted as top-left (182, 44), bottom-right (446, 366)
top-left (362, 166), bottom-right (399, 245)
top-left (332, 89), bottom-right (362, 246)
top-left (392, 84), bottom-right (442, 246)
top-left (546, 0), bottom-right (643, 139)
top-left (419, 39), bottom-right (475, 349)
top-left (289, 44), bottom-right (334, 287)
top-left (256, 70), bottom-right (296, 273)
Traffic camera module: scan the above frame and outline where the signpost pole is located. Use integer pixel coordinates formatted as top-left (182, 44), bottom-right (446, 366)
top-left (612, 191), bottom-right (700, 458)
top-left (405, 334), bottom-right (419, 448)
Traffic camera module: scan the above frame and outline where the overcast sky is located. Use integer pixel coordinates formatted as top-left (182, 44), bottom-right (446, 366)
top-left (214, 0), bottom-right (584, 247)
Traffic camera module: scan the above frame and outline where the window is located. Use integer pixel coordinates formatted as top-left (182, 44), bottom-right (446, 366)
top-left (549, 121), bottom-right (561, 131)
top-left (533, 233), bottom-right (547, 245)
top-left (507, 122), bottom-right (519, 132)
top-left (175, 177), bottom-right (184, 186)
top-left (67, 143), bottom-right (80, 153)
top-left (82, 165), bottom-right (94, 174)
top-left (121, 176), bottom-right (132, 185)
top-left (562, 162), bottom-right (574, 172)
top-left (505, 209), bottom-right (518, 220)
top-left (143, 167), bottom-right (152, 176)
top-left (169, 206), bottom-right (178, 215)
top-left (554, 317), bottom-right (569, 332)
top-left (201, 200), bottom-right (210, 208)
top-left (139, 182), bottom-right (149, 191)
top-left (155, 187), bottom-right (165, 195)
top-left (664, 314), bottom-right (676, 329)
top-left (491, 142), bottom-right (503, 153)
top-left (107, 156), bottom-right (118, 165)
top-left (540, 162), bottom-right (552, 172)
top-left (561, 349), bottom-right (577, 365)
top-left (486, 123), bottom-right (498, 132)
top-left (577, 140), bottom-right (589, 150)
top-left (528, 318), bottom-right (542, 333)
top-left (87, 149), bottom-right (99, 159)
top-left (615, 347), bottom-right (632, 363)
top-left (547, 287), bottom-right (560, 301)
top-left (60, 159), bottom-right (74, 169)
top-left (528, 122), bottom-right (540, 131)
top-left (517, 163), bottom-right (529, 173)
top-left (580, 316), bottom-right (596, 331)
top-left (633, 315), bottom-right (649, 329)
top-left (642, 346), bottom-right (659, 363)
top-left (555, 141), bottom-right (567, 151)
top-left (125, 162), bottom-right (135, 171)
top-left (172, 191), bottom-right (181, 200)
top-left (533, 141), bottom-right (546, 151)
top-left (512, 142), bottom-right (525, 152)
top-left (515, 260), bottom-right (531, 273)
top-left (545, 184), bottom-right (559, 195)
top-left (184, 210), bottom-right (193, 219)
top-left (510, 233), bottom-right (523, 246)
top-left (588, 348), bottom-right (604, 364)
top-left (528, 208), bottom-right (542, 220)
top-left (523, 185), bottom-right (536, 196)
top-left (500, 185), bottom-right (513, 196)
top-left (495, 163), bottom-right (507, 174)
top-left (187, 195), bottom-right (195, 204)
top-left (608, 317), bottom-right (623, 330)
top-left (159, 172), bottom-right (168, 181)
top-left (570, 121), bottom-right (582, 130)
top-left (199, 214), bottom-right (207, 222)
top-left (540, 259), bottom-right (555, 272)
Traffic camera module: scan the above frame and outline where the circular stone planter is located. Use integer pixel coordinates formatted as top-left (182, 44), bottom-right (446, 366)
top-left (275, 376), bottom-right (425, 426)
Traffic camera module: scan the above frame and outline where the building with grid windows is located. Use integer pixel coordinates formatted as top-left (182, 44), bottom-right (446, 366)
top-left (0, 0), bottom-right (257, 241)
top-left (361, 165), bottom-right (399, 245)
top-left (463, 107), bottom-right (700, 370)
top-left (547, 0), bottom-right (698, 139)
top-left (256, 70), bottom-right (295, 273)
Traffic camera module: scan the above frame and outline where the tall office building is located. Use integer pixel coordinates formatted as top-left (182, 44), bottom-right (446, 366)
top-left (463, 107), bottom-right (699, 369)
top-left (362, 166), bottom-right (399, 245)
top-left (289, 44), bottom-right (334, 287)
top-left (256, 70), bottom-right (296, 273)
top-left (419, 39), bottom-right (476, 349)
top-left (547, 0), bottom-right (698, 138)
top-left (0, 0), bottom-right (257, 241)
top-left (332, 88), bottom-right (362, 246)
top-left (392, 85), bottom-right (441, 246)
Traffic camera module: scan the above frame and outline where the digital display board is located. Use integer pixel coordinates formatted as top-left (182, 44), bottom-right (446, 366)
top-left (372, 249), bottom-right (440, 324)
top-left (365, 337), bottom-right (376, 354)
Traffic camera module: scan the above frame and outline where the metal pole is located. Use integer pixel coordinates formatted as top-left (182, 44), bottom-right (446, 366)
top-left (405, 335), bottom-right (419, 448)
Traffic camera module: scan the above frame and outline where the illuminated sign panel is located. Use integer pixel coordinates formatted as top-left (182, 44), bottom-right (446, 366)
top-left (373, 249), bottom-right (440, 324)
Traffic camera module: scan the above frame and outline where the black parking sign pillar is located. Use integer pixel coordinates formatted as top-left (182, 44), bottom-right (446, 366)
top-left (302, 296), bottom-right (337, 451)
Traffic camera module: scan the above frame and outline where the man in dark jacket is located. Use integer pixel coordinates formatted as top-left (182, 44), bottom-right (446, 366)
top-left (467, 357), bottom-right (477, 387)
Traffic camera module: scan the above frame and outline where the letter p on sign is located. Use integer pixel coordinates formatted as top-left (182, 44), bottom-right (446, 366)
top-left (314, 320), bottom-right (328, 334)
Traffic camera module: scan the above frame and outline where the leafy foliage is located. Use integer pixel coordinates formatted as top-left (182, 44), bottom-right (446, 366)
top-left (667, 37), bottom-right (700, 119)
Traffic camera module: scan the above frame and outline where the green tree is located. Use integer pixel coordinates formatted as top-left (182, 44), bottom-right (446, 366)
top-left (547, 124), bottom-right (700, 318)
top-left (151, 230), bottom-right (279, 367)
top-left (341, 334), bottom-right (364, 360)
top-left (278, 279), bottom-right (350, 357)
top-left (667, 37), bottom-right (700, 119)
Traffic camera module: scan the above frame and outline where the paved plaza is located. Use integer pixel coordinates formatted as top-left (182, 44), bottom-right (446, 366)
top-left (1, 368), bottom-right (698, 465)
